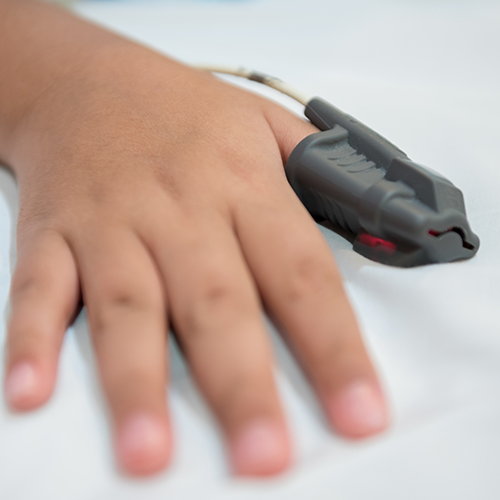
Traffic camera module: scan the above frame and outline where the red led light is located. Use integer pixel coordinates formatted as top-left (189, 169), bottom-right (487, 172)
top-left (358, 233), bottom-right (397, 252)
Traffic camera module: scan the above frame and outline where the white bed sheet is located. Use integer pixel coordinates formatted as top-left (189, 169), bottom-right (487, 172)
top-left (1, 0), bottom-right (499, 498)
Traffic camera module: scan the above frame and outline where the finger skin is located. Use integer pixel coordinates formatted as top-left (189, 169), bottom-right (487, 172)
top-left (5, 229), bottom-right (79, 410)
top-left (263, 103), bottom-right (319, 164)
top-left (73, 227), bottom-right (171, 476)
top-left (146, 212), bottom-right (291, 476)
top-left (234, 189), bottom-right (389, 438)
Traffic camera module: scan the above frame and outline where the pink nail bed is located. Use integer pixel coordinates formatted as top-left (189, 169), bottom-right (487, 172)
top-left (120, 414), bottom-right (166, 455)
top-left (339, 380), bottom-right (387, 431)
top-left (231, 420), bottom-right (289, 475)
top-left (6, 362), bottom-right (38, 405)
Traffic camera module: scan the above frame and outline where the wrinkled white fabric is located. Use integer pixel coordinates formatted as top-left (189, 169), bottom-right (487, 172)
top-left (1, 0), bottom-right (499, 499)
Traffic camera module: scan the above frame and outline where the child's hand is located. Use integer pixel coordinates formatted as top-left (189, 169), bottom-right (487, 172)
top-left (1, 0), bottom-right (388, 477)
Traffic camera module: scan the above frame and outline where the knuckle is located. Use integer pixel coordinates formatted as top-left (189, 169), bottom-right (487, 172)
top-left (89, 285), bottom-right (158, 335)
top-left (17, 222), bottom-right (62, 254)
top-left (18, 198), bottom-right (71, 239)
top-left (10, 276), bottom-right (42, 302)
top-left (11, 239), bottom-right (58, 299)
top-left (101, 288), bottom-right (139, 309)
top-left (18, 200), bottom-right (56, 229)
top-left (284, 253), bottom-right (341, 303)
top-left (176, 281), bottom-right (249, 338)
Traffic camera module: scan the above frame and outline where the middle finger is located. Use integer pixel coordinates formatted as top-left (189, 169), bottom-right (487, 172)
top-left (146, 209), bottom-right (291, 476)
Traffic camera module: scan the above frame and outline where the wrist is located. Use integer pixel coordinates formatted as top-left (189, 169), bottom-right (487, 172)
top-left (0, 0), bottom-right (190, 170)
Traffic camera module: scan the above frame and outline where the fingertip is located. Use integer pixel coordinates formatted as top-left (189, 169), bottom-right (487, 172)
top-left (326, 380), bottom-right (389, 439)
top-left (116, 412), bottom-right (172, 476)
top-left (230, 420), bottom-right (291, 477)
top-left (4, 360), bottom-right (52, 411)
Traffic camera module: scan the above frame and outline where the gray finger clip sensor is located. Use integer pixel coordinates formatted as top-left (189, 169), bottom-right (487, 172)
top-left (285, 98), bottom-right (480, 267)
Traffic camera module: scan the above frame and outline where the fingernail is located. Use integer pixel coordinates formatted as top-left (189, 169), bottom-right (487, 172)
top-left (231, 420), bottom-right (290, 476)
top-left (330, 380), bottom-right (388, 437)
top-left (5, 361), bottom-right (38, 406)
top-left (118, 413), bottom-right (170, 475)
